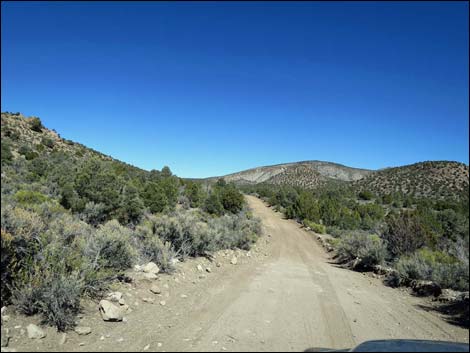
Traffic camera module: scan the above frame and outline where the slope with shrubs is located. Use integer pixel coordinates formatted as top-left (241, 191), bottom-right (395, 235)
top-left (1, 112), bottom-right (261, 331)
top-left (242, 182), bottom-right (469, 293)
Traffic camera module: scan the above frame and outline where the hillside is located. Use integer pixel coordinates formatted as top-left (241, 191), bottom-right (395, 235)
top-left (208, 159), bottom-right (469, 201)
top-left (205, 161), bottom-right (373, 189)
top-left (353, 161), bottom-right (469, 200)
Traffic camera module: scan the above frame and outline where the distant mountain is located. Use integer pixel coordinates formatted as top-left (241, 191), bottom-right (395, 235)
top-left (204, 161), bottom-right (373, 189)
top-left (204, 160), bottom-right (469, 200)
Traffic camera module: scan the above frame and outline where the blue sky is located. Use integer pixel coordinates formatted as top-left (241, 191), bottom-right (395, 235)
top-left (2, 1), bottom-right (468, 178)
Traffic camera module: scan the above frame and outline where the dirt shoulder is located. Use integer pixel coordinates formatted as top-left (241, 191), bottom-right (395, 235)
top-left (2, 195), bottom-right (468, 352)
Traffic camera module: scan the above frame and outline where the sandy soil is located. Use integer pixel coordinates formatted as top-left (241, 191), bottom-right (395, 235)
top-left (3, 195), bottom-right (468, 352)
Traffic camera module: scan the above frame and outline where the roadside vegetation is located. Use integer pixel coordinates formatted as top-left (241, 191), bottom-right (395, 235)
top-left (1, 113), bottom-right (260, 331)
top-left (241, 182), bottom-right (469, 293)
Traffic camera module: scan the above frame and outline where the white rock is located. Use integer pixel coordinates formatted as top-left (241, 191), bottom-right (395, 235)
top-left (143, 262), bottom-right (160, 274)
top-left (206, 267), bottom-right (212, 273)
top-left (134, 265), bottom-right (142, 272)
top-left (59, 333), bottom-right (67, 345)
top-left (74, 326), bottom-right (92, 335)
top-left (230, 257), bottom-right (238, 265)
top-left (99, 300), bottom-right (123, 321)
top-left (157, 342), bottom-right (163, 347)
top-left (143, 273), bottom-right (158, 280)
top-left (196, 264), bottom-right (204, 272)
top-left (159, 301), bottom-right (166, 306)
top-left (107, 291), bottom-right (123, 302)
top-left (26, 324), bottom-right (46, 339)
top-left (143, 344), bottom-right (150, 351)
top-left (119, 298), bottom-right (126, 305)
top-left (180, 294), bottom-right (188, 298)
top-left (150, 285), bottom-right (161, 294)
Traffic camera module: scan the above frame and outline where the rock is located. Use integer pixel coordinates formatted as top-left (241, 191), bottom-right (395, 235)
top-left (157, 342), bottom-right (163, 348)
top-left (143, 262), bottom-right (160, 275)
top-left (170, 258), bottom-right (180, 266)
top-left (159, 301), bottom-right (166, 306)
top-left (141, 297), bottom-right (155, 304)
top-left (143, 273), bottom-right (158, 280)
top-left (143, 344), bottom-right (150, 351)
top-left (411, 280), bottom-right (442, 297)
top-left (107, 291), bottom-right (123, 303)
top-left (246, 252), bottom-right (252, 257)
top-left (26, 324), bottom-right (46, 339)
top-left (59, 333), bottom-right (67, 345)
top-left (119, 298), bottom-right (126, 305)
top-left (216, 262), bottom-right (222, 268)
top-left (134, 265), bottom-right (142, 272)
top-left (150, 285), bottom-right (161, 294)
top-left (74, 326), bottom-right (92, 335)
top-left (230, 257), bottom-right (238, 265)
top-left (99, 300), bottom-right (124, 321)
top-left (197, 264), bottom-right (204, 272)
top-left (1, 328), bottom-right (10, 347)
top-left (180, 294), bottom-right (188, 298)
top-left (206, 267), bottom-right (212, 273)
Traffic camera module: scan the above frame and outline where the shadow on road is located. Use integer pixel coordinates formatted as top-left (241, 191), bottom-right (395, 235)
top-left (415, 300), bottom-right (469, 329)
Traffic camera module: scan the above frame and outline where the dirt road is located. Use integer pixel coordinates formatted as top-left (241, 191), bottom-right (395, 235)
top-left (10, 195), bottom-right (469, 352)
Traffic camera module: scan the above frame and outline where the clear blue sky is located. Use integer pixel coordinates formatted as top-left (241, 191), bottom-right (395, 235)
top-left (2, 1), bottom-right (468, 178)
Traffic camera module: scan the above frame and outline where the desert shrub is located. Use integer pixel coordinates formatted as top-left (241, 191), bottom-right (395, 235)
top-left (13, 190), bottom-right (48, 205)
top-left (89, 220), bottom-right (136, 271)
top-left (28, 117), bottom-right (43, 132)
top-left (336, 231), bottom-right (387, 269)
top-left (1, 140), bottom-right (13, 163)
top-left (36, 272), bottom-right (82, 331)
top-left (303, 219), bottom-right (326, 234)
top-left (326, 226), bottom-right (345, 238)
top-left (136, 223), bottom-right (176, 273)
top-left (219, 185), bottom-right (245, 214)
top-left (382, 211), bottom-right (431, 257)
top-left (395, 249), bottom-right (468, 291)
top-left (79, 201), bottom-right (107, 226)
top-left (11, 269), bottom-right (82, 331)
top-left (358, 190), bottom-right (374, 200)
top-left (41, 137), bottom-right (55, 149)
top-left (203, 193), bottom-right (224, 215)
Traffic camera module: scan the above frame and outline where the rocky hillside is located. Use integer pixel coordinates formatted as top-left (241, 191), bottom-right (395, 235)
top-left (205, 161), bottom-right (373, 189)
top-left (353, 161), bottom-right (469, 200)
top-left (1, 112), bottom-right (134, 168)
top-left (207, 159), bottom-right (468, 201)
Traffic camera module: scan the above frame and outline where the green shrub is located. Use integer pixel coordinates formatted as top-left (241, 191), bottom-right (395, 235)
top-left (358, 190), bottom-right (374, 200)
top-left (41, 137), bottom-right (54, 149)
top-left (14, 190), bottom-right (48, 205)
top-left (92, 220), bottom-right (136, 271)
top-left (1, 140), bottom-right (13, 163)
top-left (303, 219), bottom-right (326, 234)
top-left (28, 117), bottom-right (43, 132)
top-left (336, 231), bottom-right (387, 269)
top-left (395, 249), bottom-right (468, 291)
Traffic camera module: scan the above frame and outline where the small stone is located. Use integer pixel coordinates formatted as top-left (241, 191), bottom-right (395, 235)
top-left (143, 344), bottom-right (150, 351)
top-left (216, 262), bottom-right (222, 268)
top-left (119, 298), bottom-right (126, 305)
top-left (142, 297), bottom-right (155, 304)
top-left (150, 285), bottom-right (161, 294)
top-left (196, 265), bottom-right (204, 272)
top-left (100, 336), bottom-right (105, 341)
top-left (117, 337), bottom-right (124, 343)
top-left (26, 324), bottom-right (46, 339)
top-left (79, 342), bottom-right (85, 347)
top-left (134, 265), bottom-right (142, 272)
top-left (159, 301), bottom-right (166, 306)
top-left (180, 294), bottom-right (188, 299)
top-left (59, 333), bottom-right (67, 345)
top-left (206, 267), bottom-right (212, 273)
top-left (157, 342), bottom-right (163, 347)
top-left (74, 326), bottom-right (92, 335)
top-left (107, 291), bottom-right (123, 303)
top-left (230, 257), bottom-right (238, 265)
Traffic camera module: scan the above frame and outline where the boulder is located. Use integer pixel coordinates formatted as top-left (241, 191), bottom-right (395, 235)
top-left (411, 280), bottom-right (442, 297)
top-left (26, 324), bottom-right (46, 339)
top-left (143, 262), bottom-right (160, 275)
top-left (99, 300), bottom-right (123, 321)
